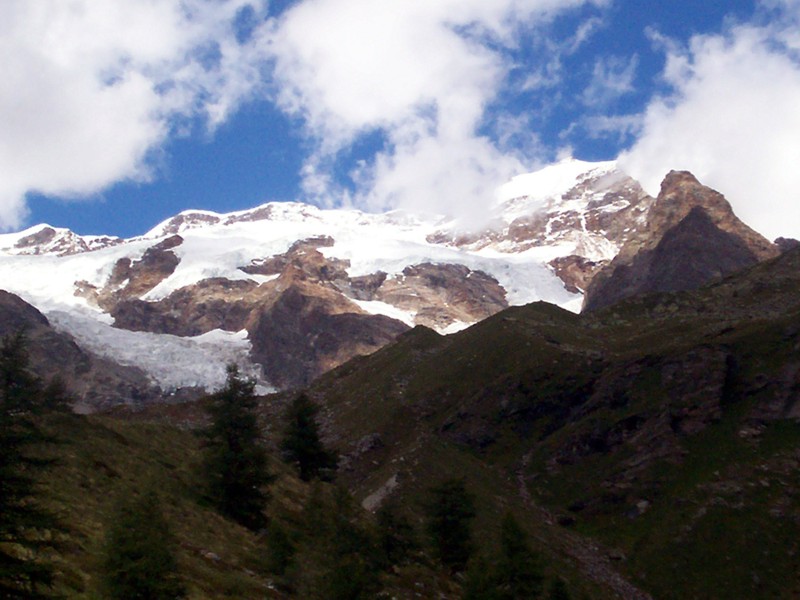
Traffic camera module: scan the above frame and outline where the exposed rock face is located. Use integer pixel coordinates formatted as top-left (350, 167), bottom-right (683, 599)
top-left (359, 263), bottom-right (508, 331)
top-left (78, 235), bottom-right (183, 311)
top-left (643, 171), bottom-right (776, 262)
top-left (584, 207), bottom-right (760, 311)
top-left (111, 278), bottom-right (259, 336)
top-left (249, 284), bottom-right (409, 388)
top-left (584, 172), bottom-right (779, 311)
top-left (93, 234), bottom-right (507, 388)
top-left (775, 237), bottom-right (800, 253)
top-left (549, 255), bottom-right (604, 294)
top-left (0, 290), bottom-right (159, 412)
top-left (4, 225), bottom-right (122, 256)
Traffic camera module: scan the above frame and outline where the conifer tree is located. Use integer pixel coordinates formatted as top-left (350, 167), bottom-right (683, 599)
top-left (280, 394), bottom-right (337, 482)
top-left (265, 520), bottom-right (296, 580)
top-left (376, 501), bottom-right (418, 567)
top-left (0, 332), bottom-right (64, 598)
top-left (463, 556), bottom-right (502, 600)
top-left (548, 578), bottom-right (572, 600)
top-left (424, 478), bottom-right (476, 571)
top-left (297, 485), bottom-right (382, 599)
top-left (202, 364), bottom-right (272, 530)
top-left (101, 489), bottom-right (186, 599)
top-left (462, 513), bottom-right (544, 600)
top-left (495, 512), bottom-right (543, 599)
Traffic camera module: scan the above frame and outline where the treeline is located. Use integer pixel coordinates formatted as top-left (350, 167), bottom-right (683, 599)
top-left (1, 335), bottom-right (576, 599)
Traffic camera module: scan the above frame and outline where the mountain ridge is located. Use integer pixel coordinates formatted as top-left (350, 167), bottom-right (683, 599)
top-left (0, 159), bottom-right (784, 401)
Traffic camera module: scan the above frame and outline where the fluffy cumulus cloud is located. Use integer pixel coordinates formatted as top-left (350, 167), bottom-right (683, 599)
top-left (0, 0), bottom-right (271, 229)
top-left (267, 0), bottom-right (607, 219)
top-left (620, 1), bottom-right (800, 240)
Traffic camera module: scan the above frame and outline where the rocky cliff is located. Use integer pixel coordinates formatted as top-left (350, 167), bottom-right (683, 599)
top-left (584, 171), bottom-right (779, 311)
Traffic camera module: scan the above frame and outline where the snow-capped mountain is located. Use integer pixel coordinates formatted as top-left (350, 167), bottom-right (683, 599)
top-left (0, 159), bottom-right (658, 399)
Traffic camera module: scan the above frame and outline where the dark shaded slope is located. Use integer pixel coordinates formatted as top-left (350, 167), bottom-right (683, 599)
top-left (305, 248), bottom-right (800, 600)
top-left (585, 206), bottom-right (760, 311)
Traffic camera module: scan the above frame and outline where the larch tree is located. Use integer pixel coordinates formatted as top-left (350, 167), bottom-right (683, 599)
top-left (280, 394), bottom-right (337, 482)
top-left (202, 364), bottom-right (273, 531)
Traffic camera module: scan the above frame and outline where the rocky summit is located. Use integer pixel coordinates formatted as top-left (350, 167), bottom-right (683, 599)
top-left (583, 170), bottom-right (779, 311)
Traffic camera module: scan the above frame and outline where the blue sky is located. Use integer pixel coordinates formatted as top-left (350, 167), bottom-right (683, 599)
top-left (4, 0), bottom-right (800, 239)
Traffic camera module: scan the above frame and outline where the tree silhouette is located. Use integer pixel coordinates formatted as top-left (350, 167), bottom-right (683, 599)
top-left (424, 478), bottom-right (476, 571)
top-left (495, 512), bottom-right (543, 599)
top-left (0, 332), bottom-right (65, 598)
top-left (101, 489), bottom-right (186, 599)
top-left (280, 394), bottom-right (337, 482)
top-left (463, 513), bottom-right (544, 600)
top-left (202, 364), bottom-right (273, 530)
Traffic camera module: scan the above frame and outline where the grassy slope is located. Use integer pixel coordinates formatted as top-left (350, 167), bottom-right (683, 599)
top-left (34, 410), bottom-right (462, 599)
top-left (306, 249), bottom-right (800, 599)
top-left (39, 414), bottom-right (283, 599)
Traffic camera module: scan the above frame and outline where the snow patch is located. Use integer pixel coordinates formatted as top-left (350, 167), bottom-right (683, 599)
top-left (440, 320), bottom-right (472, 335)
top-left (351, 299), bottom-right (417, 327)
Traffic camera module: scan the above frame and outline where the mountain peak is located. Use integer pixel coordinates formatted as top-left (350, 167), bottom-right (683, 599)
top-left (651, 169), bottom-right (777, 262)
top-left (0, 161), bottom-right (786, 397)
top-left (0, 223), bottom-right (123, 256)
top-left (584, 171), bottom-right (779, 311)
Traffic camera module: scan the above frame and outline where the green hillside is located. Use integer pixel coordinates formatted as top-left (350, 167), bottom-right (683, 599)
top-left (304, 248), bottom-right (800, 599)
top-left (14, 410), bottom-right (467, 599)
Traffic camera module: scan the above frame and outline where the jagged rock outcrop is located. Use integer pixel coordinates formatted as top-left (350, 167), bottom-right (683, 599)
top-left (584, 171), bottom-right (779, 311)
top-left (3, 225), bottom-right (122, 256)
top-left (77, 235), bottom-right (183, 311)
top-left (775, 237), bottom-right (800, 253)
top-left (431, 164), bottom-right (655, 293)
top-left (360, 263), bottom-right (508, 331)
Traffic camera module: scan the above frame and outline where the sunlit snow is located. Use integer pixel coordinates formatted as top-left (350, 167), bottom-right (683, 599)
top-left (0, 159), bottom-right (623, 392)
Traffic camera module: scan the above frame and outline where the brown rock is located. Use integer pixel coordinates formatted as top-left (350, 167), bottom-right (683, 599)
top-left (584, 172), bottom-right (778, 311)
top-left (248, 283), bottom-right (409, 388)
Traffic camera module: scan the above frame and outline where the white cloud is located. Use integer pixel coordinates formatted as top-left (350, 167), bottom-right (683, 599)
top-left (577, 114), bottom-right (643, 141)
top-left (620, 3), bottom-right (800, 240)
top-left (582, 55), bottom-right (638, 106)
top-left (1, 0), bottom-right (612, 231)
top-left (267, 0), bottom-right (608, 217)
top-left (0, 0), bottom-right (272, 230)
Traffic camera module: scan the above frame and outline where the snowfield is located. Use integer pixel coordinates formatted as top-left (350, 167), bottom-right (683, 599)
top-left (0, 158), bottom-right (624, 392)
